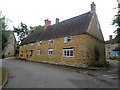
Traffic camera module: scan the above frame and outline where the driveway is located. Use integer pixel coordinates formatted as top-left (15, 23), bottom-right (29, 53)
top-left (2, 58), bottom-right (119, 88)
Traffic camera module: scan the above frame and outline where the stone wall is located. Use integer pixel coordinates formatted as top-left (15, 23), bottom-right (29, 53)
top-left (19, 34), bottom-right (105, 67)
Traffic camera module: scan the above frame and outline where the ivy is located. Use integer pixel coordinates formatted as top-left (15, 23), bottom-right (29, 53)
top-left (94, 46), bottom-right (100, 61)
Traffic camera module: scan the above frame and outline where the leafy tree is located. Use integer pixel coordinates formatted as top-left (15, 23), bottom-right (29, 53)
top-left (13, 22), bottom-right (29, 44)
top-left (0, 11), bottom-right (10, 58)
top-left (30, 25), bottom-right (44, 33)
top-left (113, 4), bottom-right (120, 43)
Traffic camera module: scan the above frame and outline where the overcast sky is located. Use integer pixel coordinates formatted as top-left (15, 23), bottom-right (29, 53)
top-left (0, 0), bottom-right (118, 41)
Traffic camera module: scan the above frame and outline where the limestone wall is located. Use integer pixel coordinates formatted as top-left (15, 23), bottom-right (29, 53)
top-left (19, 34), bottom-right (105, 67)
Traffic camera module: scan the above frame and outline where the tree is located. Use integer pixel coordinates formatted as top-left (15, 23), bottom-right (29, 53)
top-left (30, 25), bottom-right (44, 33)
top-left (0, 11), bottom-right (10, 58)
top-left (113, 4), bottom-right (120, 43)
top-left (13, 22), bottom-right (29, 44)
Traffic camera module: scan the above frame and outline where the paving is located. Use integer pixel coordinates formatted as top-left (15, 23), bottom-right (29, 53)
top-left (1, 58), bottom-right (119, 88)
top-left (85, 60), bottom-right (119, 86)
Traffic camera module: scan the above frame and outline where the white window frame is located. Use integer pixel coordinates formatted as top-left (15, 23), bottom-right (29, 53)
top-left (63, 48), bottom-right (74, 57)
top-left (64, 36), bottom-right (72, 43)
top-left (48, 40), bottom-right (54, 45)
top-left (38, 41), bottom-right (42, 46)
top-left (48, 48), bottom-right (53, 55)
top-left (37, 49), bottom-right (42, 55)
top-left (30, 43), bottom-right (34, 46)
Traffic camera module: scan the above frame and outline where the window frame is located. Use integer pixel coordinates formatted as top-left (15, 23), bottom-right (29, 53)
top-left (107, 52), bottom-right (110, 56)
top-left (30, 50), bottom-right (33, 56)
top-left (38, 41), bottom-right (42, 46)
top-left (64, 36), bottom-right (72, 43)
top-left (107, 47), bottom-right (110, 50)
top-left (37, 49), bottom-right (42, 55)
top-left (48, 40), bottom-right (54, 45)
top-left (63, 48), bottom-right (74, 57)
top-left (48, 48), bottom-right (53, 55)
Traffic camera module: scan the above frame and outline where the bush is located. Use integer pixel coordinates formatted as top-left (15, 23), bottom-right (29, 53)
top-left (88, 62), bottom-right (110, 70)
top-left (109, 56), bottom-right (120, 61)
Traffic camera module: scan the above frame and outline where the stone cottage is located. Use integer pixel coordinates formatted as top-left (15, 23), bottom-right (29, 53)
top-left (105, 35), bottom-right (120, 59)
top-left (19, 2), bottom-right (105, 67)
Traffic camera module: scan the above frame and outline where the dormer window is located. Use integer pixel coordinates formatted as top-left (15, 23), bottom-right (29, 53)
top-left (48, 40), bottom-right (54, 45)
top-left (38, 41), bottom-right (42, 46)
top-left (64, 36), bottom-right (72, 43)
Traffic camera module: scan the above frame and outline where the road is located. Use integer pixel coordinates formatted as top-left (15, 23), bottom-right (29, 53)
top-left (2, 58), bottom-right (119, 88)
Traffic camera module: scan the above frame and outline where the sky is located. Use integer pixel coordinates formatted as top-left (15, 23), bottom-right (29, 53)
top-left (0, 0), bottom-right (118, 41)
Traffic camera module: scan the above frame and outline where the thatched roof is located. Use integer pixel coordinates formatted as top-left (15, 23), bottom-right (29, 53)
top-left (21, 11), bottom-right (94, 45)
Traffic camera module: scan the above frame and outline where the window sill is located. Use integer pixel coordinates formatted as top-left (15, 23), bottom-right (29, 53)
top-left (63, 56), bottom-right (74, 58)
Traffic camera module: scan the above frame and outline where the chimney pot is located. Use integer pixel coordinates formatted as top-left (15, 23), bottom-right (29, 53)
top-left (109, 35), bottom-right (113, 40)
top-left (91, 2), bottom-right (96, 13)
top-left (56, 18), bottom-right (59, 24)
top-left (44, 19), bottom-right (51, 29)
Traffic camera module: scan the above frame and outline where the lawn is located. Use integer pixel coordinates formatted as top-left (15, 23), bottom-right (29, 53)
top-left (0, 67), bottom-right (7, 87)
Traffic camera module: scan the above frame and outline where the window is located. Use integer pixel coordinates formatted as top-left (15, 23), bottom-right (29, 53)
top-left (30, 50), bottom-right (33, 56)
top-left (38, 41), bottom-right (42, 46)
top-left (38, 49), bottom-right (42, 55)
top-left (107, 47), bottom-right (110, 50)
top-left (30, 43), bottom-right (33, 46)
top-left (48, 48), bottom-right (53, 55)
top-left (118, 51), bottom-right (120, 56)
top-left (107, 52), bottom-right (110, 56)
top-left (48, 40), bottom-right (53, 45)
top-left (112, 51), bottom-right (120, 56)
top-left (64, 36), bottom-right (71, 43)
top-left (63, 48), bottom-right (74, 57)
top-left (112, 51), bottom-right (116, 56)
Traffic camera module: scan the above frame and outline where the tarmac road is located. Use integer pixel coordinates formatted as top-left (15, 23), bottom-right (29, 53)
top-left (2, 58), bottom-right (119, 88)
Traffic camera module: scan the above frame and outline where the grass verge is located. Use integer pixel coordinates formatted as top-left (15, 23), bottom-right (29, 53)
top-left (0, 67), bottom-right (8, 87)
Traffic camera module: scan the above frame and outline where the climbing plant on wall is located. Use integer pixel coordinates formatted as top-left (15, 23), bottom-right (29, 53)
top-left (94, 46), bottom-right (100, 61)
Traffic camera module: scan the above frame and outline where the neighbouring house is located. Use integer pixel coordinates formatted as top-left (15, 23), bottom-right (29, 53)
top-left (105, 35), bottom-right (120, 59)
top-left (19, 2), bottom-right (105, 67)
top-left (4, 31), bottom-right (17, 58)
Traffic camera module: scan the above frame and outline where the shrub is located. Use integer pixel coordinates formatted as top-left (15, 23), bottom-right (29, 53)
top-left (109, 56), bottom-right (120, 61)
top-left (88, 62), bottom-right (110, 70)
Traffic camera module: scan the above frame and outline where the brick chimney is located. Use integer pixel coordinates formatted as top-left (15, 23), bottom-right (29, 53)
top-left (44, 19), bottom-right (51, 29)
top-left (109, 35), bottom-right (113, 40)
top-left (56, 18), bottom-right (59, 24)
top-left (91, 2), bottom-right (96, 13)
